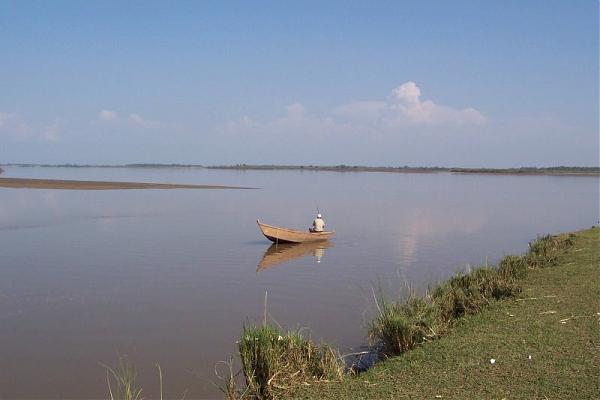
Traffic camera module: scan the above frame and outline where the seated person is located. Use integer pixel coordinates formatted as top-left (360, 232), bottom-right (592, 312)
top-left (310, 213), bottom-right (325, 232)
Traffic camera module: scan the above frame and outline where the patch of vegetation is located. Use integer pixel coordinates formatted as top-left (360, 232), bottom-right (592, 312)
top-left (369, 295), bottom-right (442, 356)
top-left (227, 324), bottom-right (344, 399)
top-left (104, 358), bottom-right (144, 400)
top-left (525, 233), bottom-right (574, 268)
top-left (103, 358), bottom-right (165, 400)
top-left (368, 234), bottom-right (572, 358)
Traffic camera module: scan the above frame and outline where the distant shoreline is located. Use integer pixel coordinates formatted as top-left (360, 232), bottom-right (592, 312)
top-left (0, 177), bottom-right (255, 190)
top-left (2, 164), bottom-right (599, 176)
top-left (208, 165), bottom-right (600, 176)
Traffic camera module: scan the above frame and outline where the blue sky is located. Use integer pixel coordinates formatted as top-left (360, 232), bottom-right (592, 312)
top-left (0, 1), bottom-right (598, 166)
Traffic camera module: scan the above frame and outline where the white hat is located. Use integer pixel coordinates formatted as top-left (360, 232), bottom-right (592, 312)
top-left (317, 213), bottom-right (322, 218)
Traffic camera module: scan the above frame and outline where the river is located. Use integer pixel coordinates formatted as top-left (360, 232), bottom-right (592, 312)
top-left (0, 166), bottom-right (597, 399)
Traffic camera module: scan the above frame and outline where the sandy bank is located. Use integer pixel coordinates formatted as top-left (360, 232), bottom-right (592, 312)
top-left (0, 177), bottom-right (255, 190)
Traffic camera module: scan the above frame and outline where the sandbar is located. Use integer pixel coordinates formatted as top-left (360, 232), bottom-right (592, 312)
top-left (0, 177), bottom-right (255, 190)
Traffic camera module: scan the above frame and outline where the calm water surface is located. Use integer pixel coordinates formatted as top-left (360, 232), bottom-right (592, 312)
top-left (0, 167), bottom-right (598, 399)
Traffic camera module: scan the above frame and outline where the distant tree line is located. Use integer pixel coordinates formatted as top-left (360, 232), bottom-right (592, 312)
top-left (1, 163), bottom-right (598, 175)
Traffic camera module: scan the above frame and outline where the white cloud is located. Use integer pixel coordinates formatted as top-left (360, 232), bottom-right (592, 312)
top-left (221, 103), bottom-right (349, 139)
top-left (220, 82), bottom-right (486, 139)
top-left (42, 118), bottom-right (62, 141)
top-left (0, 112), bottom-right (61, 141)
top-left (99, 109), bottom-right (118, 122)
top-left (339, 81), bottom-right (486, 127)
top-left (95, 110), bottom-right (159, 129)
top-left (285, 103), bottom-right (306, 120)
top-left (128, 113), bottom-right (144, 124)
top-left (127, 113), bottom-right (158, 128)
top-left (0, 112), bottom-right (29, 138)
top-left (333, 101), bottom-right (386, 120)
top-left (391, 81), bottom-right (421, 105)
top-left (386, 81), bottom-right (486, 126)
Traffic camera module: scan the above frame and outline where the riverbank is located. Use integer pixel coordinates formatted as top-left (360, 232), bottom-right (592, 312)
top-left (0, 177), bottom-right (254, 190)
top-left (288, 228), bottom-right (599, 399)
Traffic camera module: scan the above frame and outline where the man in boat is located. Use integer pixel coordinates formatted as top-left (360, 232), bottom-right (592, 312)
top-left (310, 213), bottom-right (325, 233)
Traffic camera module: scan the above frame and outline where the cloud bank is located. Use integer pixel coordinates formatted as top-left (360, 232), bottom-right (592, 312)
top-left (384, 81), bottom-right (485, 126)
top-left (221, 82), bottom-right (486, 138)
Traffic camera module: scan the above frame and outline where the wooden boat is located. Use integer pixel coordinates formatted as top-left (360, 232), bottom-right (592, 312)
top-left (256, 220), bottom-right (334, 243)
top-left (257, 241), bottom-right (333, 271)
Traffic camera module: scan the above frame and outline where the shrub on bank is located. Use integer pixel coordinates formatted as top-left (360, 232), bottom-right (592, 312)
top-left (368, 234), bottom-right (573, 357)
top-left (433, 267), bottom-right (521, 321)
top-left (369, 296), bottom-right (440, 356)
top-left (525, 234), bottom-right (574, 269)
top-left (498, 255), bottom-right (528, 280)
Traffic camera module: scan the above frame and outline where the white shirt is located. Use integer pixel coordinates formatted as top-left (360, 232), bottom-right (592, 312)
top-left (312, 217), bottom-right (325, 232)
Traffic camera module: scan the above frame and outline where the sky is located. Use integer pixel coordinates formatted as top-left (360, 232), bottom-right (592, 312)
top-left (0, 0), bottom-right (598, 167)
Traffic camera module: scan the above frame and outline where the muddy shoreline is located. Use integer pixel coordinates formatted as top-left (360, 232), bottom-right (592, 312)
top-left (0, 177), bottom-right (255, 190)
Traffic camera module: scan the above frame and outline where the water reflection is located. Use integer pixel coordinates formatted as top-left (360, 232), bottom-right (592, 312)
top-left (257, 241), bottom-right (333, 271)
top-left (394, 212), bottom-right (487, 266)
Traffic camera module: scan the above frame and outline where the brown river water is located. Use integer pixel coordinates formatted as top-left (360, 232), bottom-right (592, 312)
top-left (0, 166), bottom-right (598, 399)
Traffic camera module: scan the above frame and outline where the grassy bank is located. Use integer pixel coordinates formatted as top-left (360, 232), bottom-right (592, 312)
top-left (287, 228), bottom-right (599, 399)
top-left (229, 229), bottom-right (598, 399)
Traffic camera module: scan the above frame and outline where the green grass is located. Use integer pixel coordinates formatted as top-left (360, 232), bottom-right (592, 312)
top-left (368, 234), bottom-right (570, 359)
top-left (231, 324), bottom-right (344, 399)
top-left (103, 358), bottom-right (165, 400)
top-left (104, 358), bottom-right (144, 400)
top-left (369, 295), bottom-right (442, 356)
top-left (289, 228), bottom-right (599, 399)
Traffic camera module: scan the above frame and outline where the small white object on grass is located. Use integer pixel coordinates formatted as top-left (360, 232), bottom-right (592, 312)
top-left (490, 358), bottom-right (496, 364)
top-left (528, 355), bottom-right (532, 360)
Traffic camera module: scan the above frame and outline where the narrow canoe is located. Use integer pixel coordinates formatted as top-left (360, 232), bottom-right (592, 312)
top-left (256, 220), bottom-right (334, 243)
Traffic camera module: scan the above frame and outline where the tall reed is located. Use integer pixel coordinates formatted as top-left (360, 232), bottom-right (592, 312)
top-left (369, 295), bottom-right (441, 356)
top-left (104, 359), bottom-right (167, 400)
top-left (237, 324), bottom-right (344, 399)
top-left (105, 358), bottom-right (143, 400)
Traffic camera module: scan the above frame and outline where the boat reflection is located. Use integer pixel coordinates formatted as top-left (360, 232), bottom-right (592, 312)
top-left (257, 241), bottom-right (333, 272)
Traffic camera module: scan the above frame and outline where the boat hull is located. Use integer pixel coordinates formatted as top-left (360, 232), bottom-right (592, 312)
top-left (257, 220), bottom-right (334, 243)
